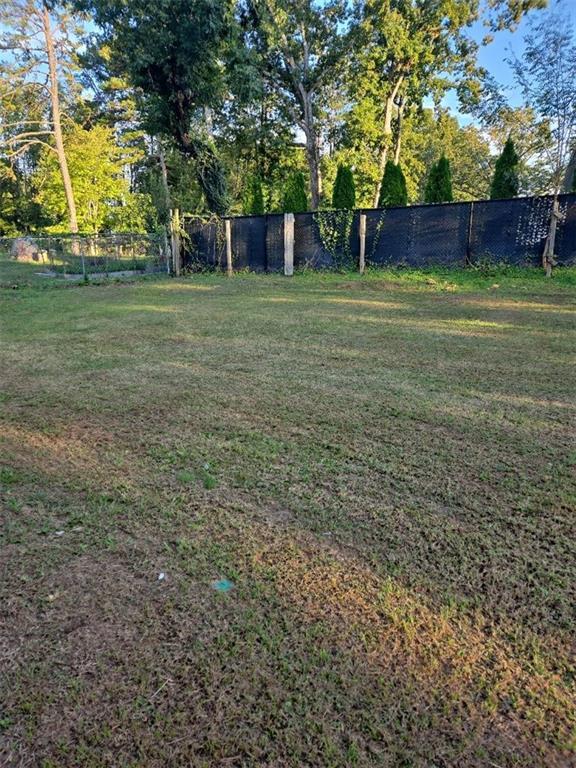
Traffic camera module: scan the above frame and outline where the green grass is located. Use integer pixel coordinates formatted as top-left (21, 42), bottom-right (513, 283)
top-left (1, 267), bottom-right (575, 767)
top-left (0, 248), bottom-right (163, 288)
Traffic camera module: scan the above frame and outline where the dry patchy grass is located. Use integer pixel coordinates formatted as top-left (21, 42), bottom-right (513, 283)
top-left (1, 269), bottom-right (575, 767)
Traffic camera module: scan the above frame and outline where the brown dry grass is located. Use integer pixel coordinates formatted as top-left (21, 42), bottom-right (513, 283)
top-left (1, 269), bottom-right (575, 767)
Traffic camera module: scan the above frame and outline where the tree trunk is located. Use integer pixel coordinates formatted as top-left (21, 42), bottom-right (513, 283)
top-left (301, 91), bottom-right (321, 209)
top-left (373, 78), bottom-right (404, 208)
top-left (158, 145), bottom-right (172, 216)
top-left (393, 100), bottom-right (406, 165)
top-left (304, 129), bottom-right (321, 210)
top-left (563, 149), bottom-right (576, 192)
top-left (42, 5), bottom-right (78, 235)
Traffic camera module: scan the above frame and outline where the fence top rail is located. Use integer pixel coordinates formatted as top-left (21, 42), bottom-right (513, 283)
top-left (181, 192), bottom-right (576, 223)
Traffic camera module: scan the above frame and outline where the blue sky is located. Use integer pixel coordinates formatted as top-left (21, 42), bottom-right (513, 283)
top-left (442, 0), bottom-right (576, 122)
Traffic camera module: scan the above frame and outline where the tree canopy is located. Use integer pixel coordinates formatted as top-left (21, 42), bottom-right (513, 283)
top-left (1, 0), bottom-right (572, 235)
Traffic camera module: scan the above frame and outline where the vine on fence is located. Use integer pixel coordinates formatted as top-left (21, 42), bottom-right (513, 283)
top-left (367, 211), bottom-right (386, 265)
top-left (182, 212), bottom-right (225, 271)
top-left (313, 209), bottom-right (355, 269)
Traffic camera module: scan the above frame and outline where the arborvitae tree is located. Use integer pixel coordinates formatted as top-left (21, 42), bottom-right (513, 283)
top-left (283, 171), bottom-right (308, 213)
top-left (243, 175), bottom-right (265, 215)
top-left (490, 137), bottom-right (520, 199)
top-left (332, 164), bottom-right (356, 209)
top-left (378, 161), bottom-right (408, 207)
top-left (425, 155), bottom-right (453, 203)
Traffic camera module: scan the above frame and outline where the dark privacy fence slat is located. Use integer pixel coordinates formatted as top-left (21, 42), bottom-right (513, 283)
top-left (182, 194), bottom-right (576, 271)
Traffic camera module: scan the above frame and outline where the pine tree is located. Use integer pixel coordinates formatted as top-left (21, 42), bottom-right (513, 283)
top-left (490, 137), bottom-right (520, 199)
top-left (378, 161), bottom-right (408, 207)
top-left (283, 171), bottom-right (308, 213)
top-left (244, 175), bottom-right (265, 215)
top-left (425, 155), bottom-right (453, 203)
top-left (332, 164), bottom-right (356, 209)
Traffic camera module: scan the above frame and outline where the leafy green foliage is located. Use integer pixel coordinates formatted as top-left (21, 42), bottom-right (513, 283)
top-left (331, 165), bottom-right (356, 209)
top-left (74, 0), bottom-right (235, 213)
top-left (378, 161), bottom-right (407, 207)
top-left (248, 0), bottom-right (349, 209)
top-left (35, 124), bottom-right (153, 232)
top-left (243, 175), bottom-right (265, 215)
top-left (283, 172), bottom-right (308, 213)
top-left (490, 137), bottom-right (520, 199)
top-left (425, 155), bottom-right (453, 203)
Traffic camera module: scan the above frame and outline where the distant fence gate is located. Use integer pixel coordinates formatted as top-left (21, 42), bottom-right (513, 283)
top-left (183, 194), bottom-right (576, 272)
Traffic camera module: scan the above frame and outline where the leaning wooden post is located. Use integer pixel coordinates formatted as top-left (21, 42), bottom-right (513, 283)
top-left (225, 218), bottom-right (233, 276)
top-left (542, 197), bottom-right (561, 278)
top-left (283, 213), bottom-right (294, 276)
top-left (358, 213), bottom-right (366, 274)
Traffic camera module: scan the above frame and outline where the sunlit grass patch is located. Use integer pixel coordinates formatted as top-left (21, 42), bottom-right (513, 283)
top-left (0, 268), bottom-right (574, 767)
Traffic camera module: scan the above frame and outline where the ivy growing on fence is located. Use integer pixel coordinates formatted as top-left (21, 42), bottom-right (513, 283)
top-left (313, 209), bottom-right (355, 269)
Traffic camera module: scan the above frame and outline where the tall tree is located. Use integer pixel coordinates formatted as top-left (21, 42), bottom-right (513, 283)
top-left (565, 149), bottom-right (576, 193)
top-left (490, 137), bottom-right (519, 199)
top-left (35, 123), bottom-right (151, 232)
top-left (75, 0), bottom-right (242, 214)
top-left (243, 175), bottom-right (265, 215)
top-left (283, 171), bottom-right (308, 212)
top-left (378, 160), bottom-right (407, 207)
top-left (510, 10), bottom-right (576, 196)
top-left (0, 0), bottom-right (81, 234)
top-left (510, 9), bottom-right (576, 274)
top-left (332, 164), bottom-right (355, 209)
top-left (248, 0), bottom-right (348, 209)
top-left (425, 155), bottom-right (453, 203)
top-left (352, 0), bottom-right (479, 207)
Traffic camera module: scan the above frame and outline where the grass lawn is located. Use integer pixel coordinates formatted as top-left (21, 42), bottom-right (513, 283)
top-left (1, 267), bottom-right (575, 767)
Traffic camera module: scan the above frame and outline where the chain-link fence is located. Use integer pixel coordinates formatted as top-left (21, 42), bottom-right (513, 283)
top-left (0, 232), bottom-right (170, 285)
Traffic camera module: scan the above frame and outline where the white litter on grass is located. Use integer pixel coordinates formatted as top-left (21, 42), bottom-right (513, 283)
top-left (54, 530), bottom-right (65, 537)
top-left (158, 572), bottom-right (166, 581)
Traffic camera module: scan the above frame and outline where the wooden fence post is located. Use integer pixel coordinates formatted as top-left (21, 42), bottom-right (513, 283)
top-left (358, 213), bottom-right (366, 274)
top-left (170, 208), bottom-right (181, 276)
top-left (465, 201), bottom-right (474, 266)
top-left (225, 218), bottom-right (233, 276)
top-left (542, 197), bottom-right (561, 278)
top-left (284, 213), bottom-right (294, 276)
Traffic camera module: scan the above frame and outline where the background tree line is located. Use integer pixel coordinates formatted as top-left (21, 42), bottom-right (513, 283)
top-left (1, 0), bottom-right (575, 235)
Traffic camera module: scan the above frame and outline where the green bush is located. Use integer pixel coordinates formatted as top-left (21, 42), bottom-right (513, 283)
top-left (332, 164), bottom-right (356, 209)
top-left (425, 155), bottom-right (453, 203)
top-left (243, 175), bottom-right (265, 215)
top-left (490, 137), bottom-right (520, 199)
top-left (378, 161), bottom-right (408, 207)
top-left (283, 172), bottom-right (308, 213)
